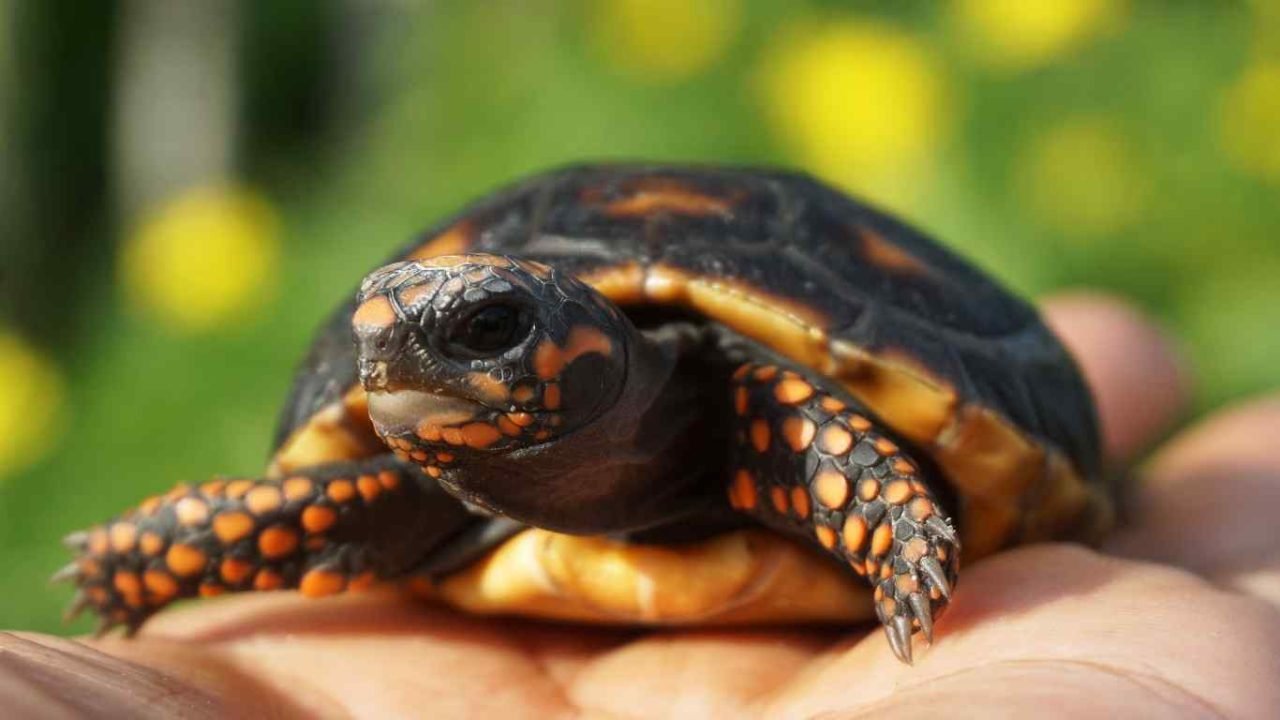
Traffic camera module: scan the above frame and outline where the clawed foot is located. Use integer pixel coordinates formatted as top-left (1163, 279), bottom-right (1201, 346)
top-left (874, 515), bottom-right (959, 664)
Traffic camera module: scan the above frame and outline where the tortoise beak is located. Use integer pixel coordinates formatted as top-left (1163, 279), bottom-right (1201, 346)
top-left (366, 389), bottom-right (482, 439)
top-left (358, 359), bottom-right (390, 391)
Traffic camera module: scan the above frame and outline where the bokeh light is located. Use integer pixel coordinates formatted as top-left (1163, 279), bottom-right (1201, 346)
top-left (120, 185), bottom-right (281, 333)
top-left (953, 0), bottom-right (1127, 71)
top-left (1218, 61), bottom-right (1280, 182)
top-left (757, 19), bottom-right (948, 208)
top-left (589, 0), bottom-right (742, 82)
top-left (1018, 116), bottom-right (1148, 238)
top-left (0, 332), bottom-right (64, 479)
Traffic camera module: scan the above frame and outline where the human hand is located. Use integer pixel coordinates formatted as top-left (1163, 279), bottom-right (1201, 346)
top-left (4, 294), bottom-right (1278, 719)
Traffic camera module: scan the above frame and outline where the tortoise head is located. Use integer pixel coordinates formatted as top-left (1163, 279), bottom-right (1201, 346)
top-left (353, 253), bottom-right (628, 464)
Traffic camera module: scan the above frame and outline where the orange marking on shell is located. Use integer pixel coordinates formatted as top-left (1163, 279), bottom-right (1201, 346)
top-left (790, 486), bottom-right (812, 519)
top-left (254, 569), bottom-right (284, 591)
top-left (302, 505), bottom-right (337, 534)
top-left (512, 384), bottom-right (536, 404)
top-left (166, 544), bottom-right (207, 577)
top-left (781, 416), bottom-right (816, 452)
top-left (441, 427), bottom-right (465, 446)
top-left (774, 378), bottom-right (814, 405)
top-left (859, 225), bottom-right (932, 275)
top-left (497, 415), bottom-right (522, 436)
top-left (200, 480), bottom-right (227, 497)
top-left (225, 479), bottom-right (254, 499)
top-left (533, 340), bottom-right (566, 381)
top-left (858, 478), bottom-right (880, 502)
top-left (461, 422), bottom-right (502, 449)
top-left (138, 532), bottom-right (164, 557)
top-left (174, 497), bottom-right (210, 527)
top-left (578, 261), bottom-right (646, 305)
top-left (598, 180), bottom-right (735, 218)
top-left (426, 466), bottom-right (442, 478)
top-left (752, 365), bottom-right (779, 382)
top-left (109, 523), bottom-right (137, 553)
top-left (842, 515), bottom-right (868, 553)
top-left (300, 569), bottom-right (347, 598)
top-left (283, 476), bottom-right (314, 502)
top-left (870, 524), bottom-right (893, 557)
top-left (212, 511), bottom-right (254, 544)
top-left (820, 396), bottom-right (846, 413)
top-left (327, 479), bottom-right (356, 503)
top-left (143, 570), bottom-right (178, 600)
top-left (815, 525), bottom-right (838, 549)
top-left (873, 437), bottom-right (899, 455)
top-left (734, 386), bottom-right (749, 416)
top-left (352, 295), bottom-right (397, 329)
top-left (407, 220), bottom-right (475, 261)
top-left (749, 419), bottom-right (771, 453)
top-left (220, 558), bottom-right (254, 585)
top-left (357, 475), bottom-right (382, 502)
top-left (847, 415), bottom-right (872, 433)
top-left (378, 470), bottom-right (400, 490)
top-left (259, 526), bottom-right (299, 559)
top-left (814, 470), bottom-right (850, 509)
top-left (543, 384), bottom-right (562, 410)
top-left (883, 480), bottom-right (913, 505)
top-left (245, 486), bottom-right (283, 516)
top-left (817, 425), bottom-right (853, 455)
top-left (909, 497), bottom-right (935, 521)
top-left (770, 486), bottom-right (789, 514)
top-left (730, 469), bottom-right (757, 510)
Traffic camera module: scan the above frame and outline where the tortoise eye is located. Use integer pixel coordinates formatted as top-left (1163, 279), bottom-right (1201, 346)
top-left (446, 303), bottom-right (529, 358)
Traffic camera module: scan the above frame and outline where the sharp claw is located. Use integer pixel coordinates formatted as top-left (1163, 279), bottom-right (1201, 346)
top-left (886, 615), bottom-right (913, 665)
top-left (92, 617), bottom-right (115, 639)
top-left (49, 562), bottom-right (82, 584)
top-left (925, 516), bottom-right (959, 546)
top-left (63, 592), bottom-right (90, 623)
top-left (921, 556), bottom-right (951, 600)
top-left (62, 530), bottom-right (91, 550)
top-left (908, 592), bottom-right (933, 644)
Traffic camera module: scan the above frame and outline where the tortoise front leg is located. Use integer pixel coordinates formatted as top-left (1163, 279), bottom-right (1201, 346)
top-left (727, 363), bottom-right (960, 664)
top-left (54, 455), bottom-right (476, 635)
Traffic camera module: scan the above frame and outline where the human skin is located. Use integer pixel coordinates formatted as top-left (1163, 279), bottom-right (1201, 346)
top-left (2, 293), bottom-right (1278, 719)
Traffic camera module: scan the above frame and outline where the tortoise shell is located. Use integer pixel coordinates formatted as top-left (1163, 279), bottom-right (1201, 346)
top-left (273, 165), bottom-right (1108, 575)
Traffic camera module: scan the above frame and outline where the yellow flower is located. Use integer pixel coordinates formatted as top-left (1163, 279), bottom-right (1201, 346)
top-left (953, 0), bottom-right (1127, 71)
top-left (589, 0), bottom-right (741, 82)
top-left (0, 332), bottom-right (64, 479)
top-left (1219, 61), bottom-right (1280, 181)
top-left (757, 20), bottom-right (948, 208)
top-left (121, 186), bottom-right (280, 333)
top-left (1018, 116), bottom-right (1148, 238)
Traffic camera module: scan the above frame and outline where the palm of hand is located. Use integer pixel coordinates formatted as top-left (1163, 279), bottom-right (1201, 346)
top-left (6, 295), bottom-right (1279, 719)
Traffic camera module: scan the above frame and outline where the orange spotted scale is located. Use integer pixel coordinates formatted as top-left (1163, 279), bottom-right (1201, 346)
top-left (57, 164), bottom-right (1109, 666)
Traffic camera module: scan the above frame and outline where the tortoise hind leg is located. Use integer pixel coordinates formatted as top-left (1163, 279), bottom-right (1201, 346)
top-left (727, 362), bottom-right (960, 664)
top-left (55, 455), bottom-right (477, 635)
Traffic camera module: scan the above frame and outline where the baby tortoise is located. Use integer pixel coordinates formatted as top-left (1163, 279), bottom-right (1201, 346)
top-left (57, 165), bottom-right (1110, 664)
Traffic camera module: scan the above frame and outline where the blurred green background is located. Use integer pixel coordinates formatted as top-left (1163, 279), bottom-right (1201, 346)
top-left (2, 0), bottom-right (1277, 633)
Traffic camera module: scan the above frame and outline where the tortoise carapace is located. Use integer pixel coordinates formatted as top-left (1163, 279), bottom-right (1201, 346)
top-left (57, 165), bottom-right (1109, 664)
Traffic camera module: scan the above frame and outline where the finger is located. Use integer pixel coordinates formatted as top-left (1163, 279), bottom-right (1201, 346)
top-left (761, 546), bottom-right (1280, 718)
top-left (1107, 394), bottom-right (1280, 607)
top-left (1041, 292), bottom-right (1190, 463)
